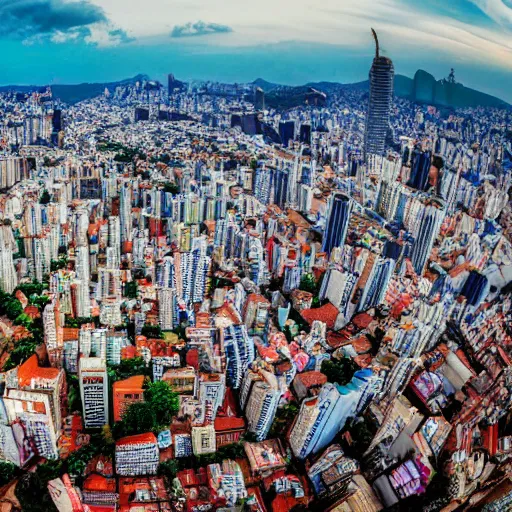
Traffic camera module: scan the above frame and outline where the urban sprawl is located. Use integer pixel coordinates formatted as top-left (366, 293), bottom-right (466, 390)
top-left (0, 36), bottom-right (511, 512)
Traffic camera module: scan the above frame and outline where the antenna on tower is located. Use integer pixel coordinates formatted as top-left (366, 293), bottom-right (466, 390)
top-left (371, 28), bottom-right (379, 59)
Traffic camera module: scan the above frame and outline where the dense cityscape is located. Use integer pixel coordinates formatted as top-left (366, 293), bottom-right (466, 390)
top-left (0, 28), bottom-right (511, 512)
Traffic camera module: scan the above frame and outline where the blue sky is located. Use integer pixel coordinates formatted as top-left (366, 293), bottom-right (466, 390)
top-left (1, 0), bottom-right (512, 101)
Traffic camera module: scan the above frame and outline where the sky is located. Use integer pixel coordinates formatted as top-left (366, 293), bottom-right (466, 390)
top-left (1, 0), bottom-right (512, 101)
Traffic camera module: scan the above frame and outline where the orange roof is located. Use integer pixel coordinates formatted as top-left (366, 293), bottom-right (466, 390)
top-left (113, 375), bottom-right (145, 392)
top-left (18, 354), bottom-right (60, 387)
top-left (116, 432), bottom-right (157, 447)
top-left (246, 293), bottom-right (270, 305)
top-left (177, 469), bottom-right (198, 487)
top-left (83, 474), bottom-right (116, 492)
top-left (62, 328), bottom-right (80, 341)
top-left (214, 416), bottom-right (245, 431)
top-left (301, 303), bottom-right (339, 329)
top-left (272, 494), bottom-right (300, 512)
top-left (118, 477), bottom-right (168, 506)
top-left (295, 371), bottom-right (327, 389)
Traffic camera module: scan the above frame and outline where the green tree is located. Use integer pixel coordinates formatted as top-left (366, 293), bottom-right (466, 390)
top-left (163, 182), bottom-right (179, 194)
top-left (15, 280), bottom-right (47, 297)
top-left (141, 324), bottom-right (164, 339)
top-left (299, 272), bottom-right (317, 293)
top-left (31, 295), bottom-right (50, 309)
top-left (0, 461), bottom-right (17, 487)
top-left (50, 258), bottom-right (68, 272)
top-left (144, 380), bottom-right (180, 426)
top-left (124, 280), bottom-right (138, 299)
top-left (117, 402), bottom-right (157, 437)
top-left (3, 338), bottom-right (38, 371)
top-left (158, 459), bottom-right (179, 482)
top-left (65, 443), bottom-right (98, 476)
top-left (13, 313), bottom-right (33, 327)
top-left (107, 357), bottom-right (150, 382)
top-left (39, 190), bottom-right (51, 204)
top-left (4, 299), bottom-right (23, 320)
top-left (15, 461), bottom-right (62, 512)
top-left (321, 358), bottom-right (359, 386)
top-left (269, 402), bottom-right (299, 437)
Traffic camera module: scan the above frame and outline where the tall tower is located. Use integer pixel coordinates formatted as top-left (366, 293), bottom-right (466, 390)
top-left (364, 29), bottom-right (394, 157)
top-left (322, 193), bottom-right (353, 256)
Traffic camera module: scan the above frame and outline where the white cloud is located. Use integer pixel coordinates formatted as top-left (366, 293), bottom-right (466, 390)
top-left (469, 0), bottom-right (512, 26)
top-left (88, 0), bottom-right (512, 70)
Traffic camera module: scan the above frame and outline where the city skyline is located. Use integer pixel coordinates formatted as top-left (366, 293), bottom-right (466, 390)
top-left (1, 0), bottom-right (512, 101)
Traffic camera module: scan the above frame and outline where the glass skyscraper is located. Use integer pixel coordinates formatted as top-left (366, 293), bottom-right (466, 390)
top-left (364, 30), bottom-right (394, 157)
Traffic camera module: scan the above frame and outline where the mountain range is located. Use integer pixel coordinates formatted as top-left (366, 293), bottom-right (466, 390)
top-left (255, 71), bottom-right (509, 110)
top-left (0, 70), bottom-right (508, 110)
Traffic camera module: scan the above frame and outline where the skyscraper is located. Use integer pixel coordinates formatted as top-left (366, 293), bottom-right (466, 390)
top-left (364, 29), bottom-right (394, 157)
top-left (79, 357), bottom-right (109, 428)
top-left (279, 120), bottom-right (295, 147)
top-left (322, 193), bottom-right (353, 255)
top-left (254, 87), bottom-right (265, 110)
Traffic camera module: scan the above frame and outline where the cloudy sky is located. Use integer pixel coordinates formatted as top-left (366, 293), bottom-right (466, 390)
top-left (1, 0), bottom-right (512, 101)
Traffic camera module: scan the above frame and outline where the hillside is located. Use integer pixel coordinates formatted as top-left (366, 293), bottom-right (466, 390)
top-left (0, 75), bottom-right (149, 104)
top-left (411, 69), bottom-right (508, 108)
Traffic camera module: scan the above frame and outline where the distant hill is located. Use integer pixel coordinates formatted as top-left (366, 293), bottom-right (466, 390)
top-left (265, 72), bottom-right (507, 110)
top-left (0, 74), bottom-right (149, 104)
top-left (0, 69), bottom-right (507, 109)
top-left (410, 69), bottom-right (508, 109)
top-left (252, 78), bottom-right (279, 92)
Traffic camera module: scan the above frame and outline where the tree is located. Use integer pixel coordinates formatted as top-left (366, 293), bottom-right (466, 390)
top-left (144, 380), bottom-right (180, 426)
top-left (31, 294), bottom-right (50, 309)
top-left (15, 280), bottom-right (47, 297)
top-left (50, 258), bottom-right (68, 272)
top-left (15, 461), bottom-right (62, 512)
top-left (13, 313), bottom-right (33, 328)
top-left (299, 273), bottom-right (317, 294)
top-left (0, 461), bottom-right (17, 487)
top-left (65, 443), bottom-right (98, 477)
top-left (4, 299), bottom-right (23, 320)
top-left (158, 459), bottom-right (179, 482)
top-left (3, 338), bottom-right (38, 371)
top-left (39, 190), bottom-right (51, 204)
top-left (321, 358), bottom-right (359, 386)
top-left (124, 280), bottom-right (138, 299)
top-left (163, 182), bottom-right (179, 194)
top-left (118, 402), bottom-right (157, 437)
top-left (141, 324), bottom-right (164, 339)
top-left (269, 402), bottom-right (299, 437)
top-left (107, 357), bottom-right (150, 382)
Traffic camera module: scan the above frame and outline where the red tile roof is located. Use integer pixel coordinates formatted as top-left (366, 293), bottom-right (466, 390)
top-left (214, 416), bottom-right (245, 431)
top-left (295, 371), bottom-right (327, 389)
top-left (116, 433), bottom-right (157, 447)
top-left (83, 474), bottom-right (116, 492)
top-left (301, 303), bottom-right (339, 329)
top-left (17, 354), bottom-right (60, 387)
top-left (113, 375), bottom-right (145, 392)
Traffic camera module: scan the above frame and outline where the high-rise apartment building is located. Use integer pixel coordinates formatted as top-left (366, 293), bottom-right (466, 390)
top-left (364, 29), bottom-right (394, 157)
top-left (279, 120), bottom-right (295, 147)
top-left (79, 357), bottom-right (109, 428)
top-left (158, 287), bottom-right (175, 330)
top-left (242, 368), bottom-right (281, 441)
top-left (322, 193), bottom-right (353, 255)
